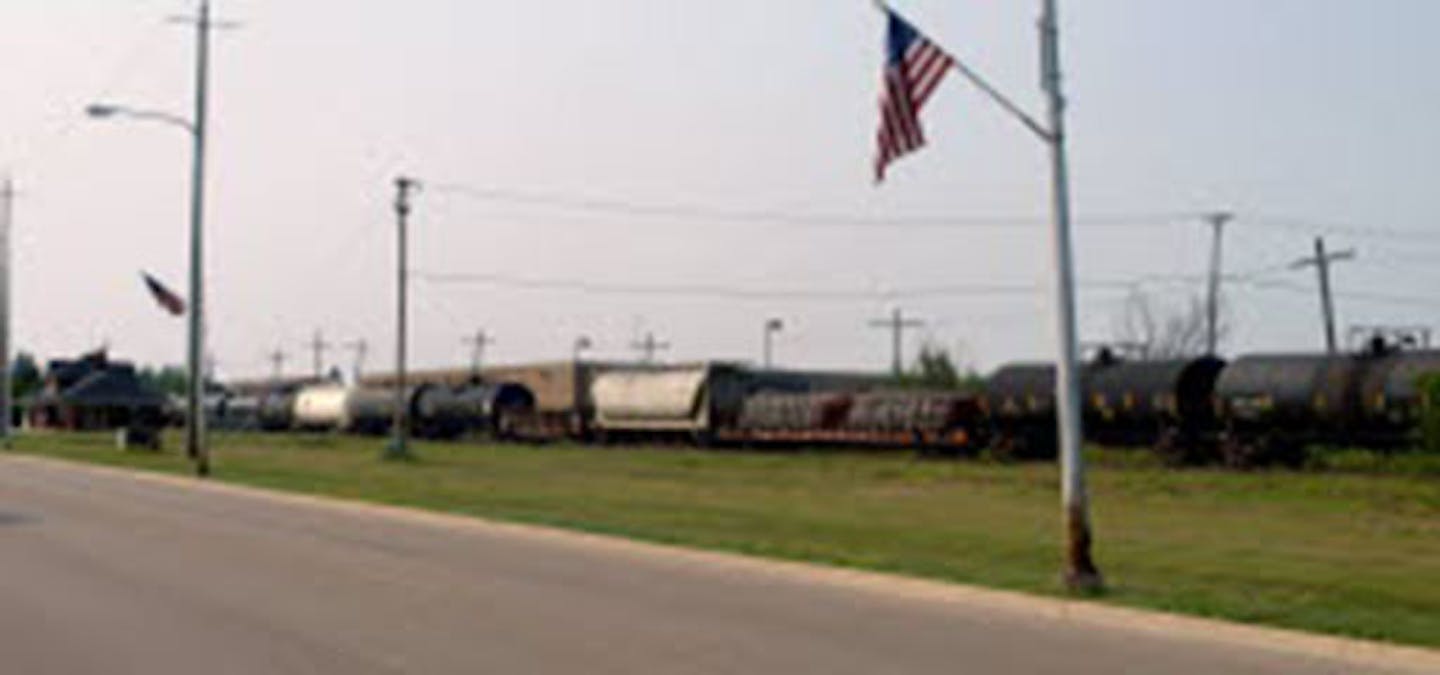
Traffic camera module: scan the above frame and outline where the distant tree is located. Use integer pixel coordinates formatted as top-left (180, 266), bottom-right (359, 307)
top-left (138, 365), bottom-right (189, 397)
top-left (11, 351), bottom-right (40, 398)
top-left (896, 342), bottom-right (982, 390)
top-left (1112, 289), bottom-right (1225, 360)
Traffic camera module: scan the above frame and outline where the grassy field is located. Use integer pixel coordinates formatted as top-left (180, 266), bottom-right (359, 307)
top-left (9, 431), bottom-right (1440, 648)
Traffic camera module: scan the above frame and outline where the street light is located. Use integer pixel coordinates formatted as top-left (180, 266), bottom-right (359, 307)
top-left (573, 335), bottom-right (594, 361)
top-left (763, 318), bottom-right (784, 369)
top-left (88, 97), bottom-right (209, 477)
top-left (85, 5), bottom-right (213, 479)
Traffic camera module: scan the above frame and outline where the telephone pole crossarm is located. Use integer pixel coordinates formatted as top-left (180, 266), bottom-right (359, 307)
top-left (869, 309), bottom-right (923, 376)
top-left (1291, 237), bottom-right (1356, 354)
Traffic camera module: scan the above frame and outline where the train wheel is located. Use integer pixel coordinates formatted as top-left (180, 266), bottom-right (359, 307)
top-left (1155, 428), bottom-right (1211, 467)
top-left (1221, 434), bottom-right (1260, 469)
top-left (1154, 428), bottom-right (1189, 467)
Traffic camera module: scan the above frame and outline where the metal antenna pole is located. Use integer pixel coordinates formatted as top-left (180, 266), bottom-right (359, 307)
top-left (0, 177), bottom-right (13, 448)
top-left (184, 0), bottom-right (214, 477)
top-left (1291, 236), bottom-right (1356, 355)
top-left (1204, 212), bottom-right (1233, 355)
top-left (388, 176), bottom-right (419, 460)
top-left (1040, 0), bottom-right (1101, 592)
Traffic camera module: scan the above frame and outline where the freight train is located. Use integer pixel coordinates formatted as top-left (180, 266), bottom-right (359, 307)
top-left (216, 341), bottom-right (1440, 466)
top-left (983, 341), bottom-right (1440, 465)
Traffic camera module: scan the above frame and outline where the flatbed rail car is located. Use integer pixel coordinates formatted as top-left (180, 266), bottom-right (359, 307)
top-left (725, 389), bottom-right (980, 453)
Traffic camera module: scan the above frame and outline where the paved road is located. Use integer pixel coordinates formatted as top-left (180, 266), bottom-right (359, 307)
top-left (0, 456), bottom-right (1432, 674)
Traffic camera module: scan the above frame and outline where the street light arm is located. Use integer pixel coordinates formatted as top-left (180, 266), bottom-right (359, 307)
top-left (86, 103), bottom-right (196, 134)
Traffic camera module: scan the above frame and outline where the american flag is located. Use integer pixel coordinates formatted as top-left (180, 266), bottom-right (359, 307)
top-left (874, 9), bottom-right (955, 182)
top-left (141, 271), bottom-right (186, 316)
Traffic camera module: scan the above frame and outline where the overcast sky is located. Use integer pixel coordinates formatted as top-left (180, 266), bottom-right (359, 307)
top-left (4, 0), bottom-right (1439, 379)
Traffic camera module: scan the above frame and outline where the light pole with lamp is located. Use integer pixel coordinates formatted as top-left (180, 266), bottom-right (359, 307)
top-left (573, 335), bottom-right (594, 362)
top-left (84, 1), bottom-right (217, 477)
top-left (762, 318), bottom-right (783, 369)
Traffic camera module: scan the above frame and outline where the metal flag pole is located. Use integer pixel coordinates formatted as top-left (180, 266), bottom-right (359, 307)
top-left (870, 0), bottom-right (1101, 591)
top-left (1039, 0), bottom-right (1101, 591)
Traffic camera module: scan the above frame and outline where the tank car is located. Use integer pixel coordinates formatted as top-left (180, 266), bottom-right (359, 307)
top-left (451, 382), bottom-right (536, 439)
top-left (981, 363), bottom-right (1064, 459)
top-left (1213, 352), bottom-right (1365, 466)
top-left (982, 354), bottom-right (1225, 462)
top-left (1084, 357), bottom-right (1226, 464)
top-left (1354, 349), bottom-right (1440, 446)
top-left (256, 389), bottom-right (298, 431)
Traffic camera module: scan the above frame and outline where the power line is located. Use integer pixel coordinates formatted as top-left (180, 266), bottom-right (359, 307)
top-left (1241, 277), bottom-right (1439, 310)
top-left (1246, 214), bottom-right (1440, 242)
top-left (412, 270), bottom-right (1131, 301)
top-left (425, 183), bottom-right (1198, 230)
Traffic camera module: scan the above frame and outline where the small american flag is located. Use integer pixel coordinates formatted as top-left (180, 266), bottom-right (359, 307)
top-left (874, 9), bottom-right (955, 183)
top-left (141, 271), bottom-right (186, 316)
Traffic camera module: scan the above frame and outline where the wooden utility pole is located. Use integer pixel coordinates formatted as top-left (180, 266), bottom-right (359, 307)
top-left (345, 338), bottom-right (368, 384)
top-left (462, 329), bottom-right (494, 378)
top-left (307, 329), bottom-right (331, 379)
top-left (267, 347), bottom-right (287, 381)
top-left (1204, 212), bottom-right (1234, 355)
top-left (630, 332), bottom-right (670, 364)
top-left (869, 308), bottom-right (923, 376)
top-left (1291, 237), bottom-right (1356, 354)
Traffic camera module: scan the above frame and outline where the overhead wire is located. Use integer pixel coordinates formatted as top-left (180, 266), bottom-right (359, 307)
top-left (425, 183), bottom-right (1200, 231)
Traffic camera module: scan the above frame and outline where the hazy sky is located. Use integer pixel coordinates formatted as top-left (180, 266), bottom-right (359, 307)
top-left (4, 1), bottom-right (1439, 379)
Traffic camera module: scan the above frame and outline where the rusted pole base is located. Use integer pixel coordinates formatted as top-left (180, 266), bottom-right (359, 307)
top-left (1064, 503), bottom-right (1104, 594)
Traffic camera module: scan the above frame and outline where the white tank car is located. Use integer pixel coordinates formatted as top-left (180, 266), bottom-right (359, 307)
top-left (291, 384), bottom-right (354, 431)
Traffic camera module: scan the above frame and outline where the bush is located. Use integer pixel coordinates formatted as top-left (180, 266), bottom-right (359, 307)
top-left (1421, 374), bottom-right (1440, 454)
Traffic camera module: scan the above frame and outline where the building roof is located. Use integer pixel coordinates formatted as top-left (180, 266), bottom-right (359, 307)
top-left (58, 369), bottom-right (169, 408)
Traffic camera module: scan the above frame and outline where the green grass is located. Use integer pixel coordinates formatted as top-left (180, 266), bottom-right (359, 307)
top-left (9, 432), bottom-right (1440, 648)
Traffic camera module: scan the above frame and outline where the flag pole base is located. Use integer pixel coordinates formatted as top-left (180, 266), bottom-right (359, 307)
top-left (1064, 503), bottom-right (1105, 594)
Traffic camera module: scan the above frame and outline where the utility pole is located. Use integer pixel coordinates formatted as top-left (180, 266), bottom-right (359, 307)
top-left (389, 175), bottom-right (420, 461)
top-left (1291, 237), bottom-right (1356, 354)
top-left (630, 332), bottom-right (670, 364)
top-left (344, 338), bottom-right (368, 384)
top-left (0, 177), bottom-right (14, 448)
top-left (267, 347), bottom-right (287, 381)
top-left (307, 329), bottom-right (331, 379)
top-left (1203, 212), bottom-right (1234, 356)
top-left (869, 308), bottom-right (923, 376)
top-left (462, 329), bottom-right (494, 378)
top-left (183, 0), bottom-right (217, 477)
top-left (1040, 0), bottom-right (1101, 591)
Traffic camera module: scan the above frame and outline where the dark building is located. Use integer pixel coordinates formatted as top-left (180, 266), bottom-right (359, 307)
top-left (26, 350), bottom-right (170, 431)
